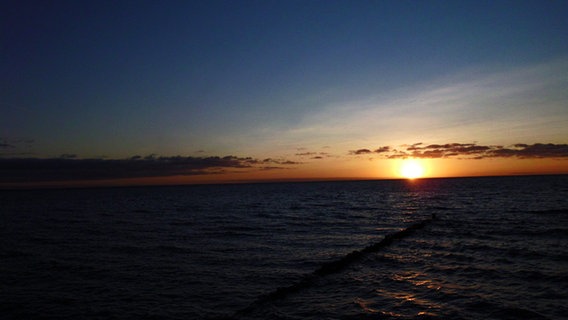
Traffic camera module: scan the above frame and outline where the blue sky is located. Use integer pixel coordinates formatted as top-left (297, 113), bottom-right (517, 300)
top-left (1, 0), bottom-right (568, 185)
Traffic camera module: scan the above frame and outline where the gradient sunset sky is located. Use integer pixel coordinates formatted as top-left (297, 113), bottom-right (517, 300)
top-left (2, 0), bottom-right (568, 187)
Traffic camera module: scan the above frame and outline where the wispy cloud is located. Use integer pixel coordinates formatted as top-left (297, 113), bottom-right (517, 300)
top-left (0, 138), bottom-right (34, 148)
top-left (280, 59), bottom-right (568, 148)
top-left (0, 138), bottom-right (35, 157)
top-left (350, 143), bottom-right (568, 160)
top-left (295, 151), bottom-right (332, 160)
top-left (0, 155), bottom-right (301, 183)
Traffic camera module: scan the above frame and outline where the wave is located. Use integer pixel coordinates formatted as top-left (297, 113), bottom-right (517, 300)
top-left (528, 209), bottom-right (568, 215)
top-left (488, 307), bottom-right (550, 320)
top-left (217, 216), bottom-right (436, 319)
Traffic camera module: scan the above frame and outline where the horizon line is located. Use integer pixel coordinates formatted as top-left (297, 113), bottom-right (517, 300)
top-left (1, 172), bottom-right (566, 191)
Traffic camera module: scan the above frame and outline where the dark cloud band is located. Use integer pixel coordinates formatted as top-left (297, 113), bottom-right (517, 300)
top-left (0, 155), bottom-right (300, 183)
top-left (350, 143), bottom-right (568, 159)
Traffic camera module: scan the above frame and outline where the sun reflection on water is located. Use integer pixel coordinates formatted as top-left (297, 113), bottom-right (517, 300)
top-left (391, 271), bottom-right (442, 290)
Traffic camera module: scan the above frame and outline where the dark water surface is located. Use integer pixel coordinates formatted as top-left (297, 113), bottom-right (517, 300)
top-left (1, 176), bottom-right (567, 319)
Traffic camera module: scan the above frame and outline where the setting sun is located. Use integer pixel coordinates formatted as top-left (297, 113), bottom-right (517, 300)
top-left (399, 159), bottom-right (426, 179)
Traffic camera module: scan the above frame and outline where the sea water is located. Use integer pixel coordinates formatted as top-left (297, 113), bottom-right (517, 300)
top-left (1, 175), bottom-right (567, 319)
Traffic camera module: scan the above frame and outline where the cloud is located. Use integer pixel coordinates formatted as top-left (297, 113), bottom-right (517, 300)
top-left (281, 59), bottom-right (568, 149)
top-left (1, 138), bottom-right (36, 158)
top-left (260, 158), bottom-right (301, 165)
top-left (296, 151), bottom-right (332, 159)
top-left (0, 142), bottom-right (15, 149)
top-left (0, 155), bottom-right (300, 183)
top-left (487, 143), bottom-right (568, 159)
top-left (349, 149), bottom-right (373, 155)
top-left (374, 146), bottom-right (390, 153)
top-left (349, 143), bottom-right (568, 160)
top-left (1, 138), bottom-right (34, 149)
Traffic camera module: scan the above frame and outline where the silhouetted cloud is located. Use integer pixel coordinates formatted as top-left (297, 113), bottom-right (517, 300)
top-left (349, 149), bottom-right (372, 155)
top-left (260, 158), bottom-right (301, 165)
top-left (296, 151), bottom-right (331, 159)
top-left (0, 155), bottom-right (300, 183)
top-left (374, 146), bottom-right (390, 153)
top-left (1, 138), bottom-right (36, 158)
top-left (1, 138), bottom-right (34, 148)
top-left (405, 143), bottom-right (423, 151)
top-left (0, 142), bottom-right (15, 148)
top-left (280, 160), bottom-right (301, 165)
top-left (487, 143), bottom-right (568, 159)
top-left (349, 143), bottom-right (568, 159)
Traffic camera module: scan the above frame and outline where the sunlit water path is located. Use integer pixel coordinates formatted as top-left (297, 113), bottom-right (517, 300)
top-left (1, 176), bottom-right (567, 319)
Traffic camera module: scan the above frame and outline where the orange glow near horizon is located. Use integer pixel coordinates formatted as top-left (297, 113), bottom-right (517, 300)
top-left (1, 157), bottom-right (568, 190)
top-left (398, 159), bottom-right (427, 179)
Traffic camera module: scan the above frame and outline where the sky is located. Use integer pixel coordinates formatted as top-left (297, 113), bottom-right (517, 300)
top-left (1, 0), bottom-right (568, 187)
